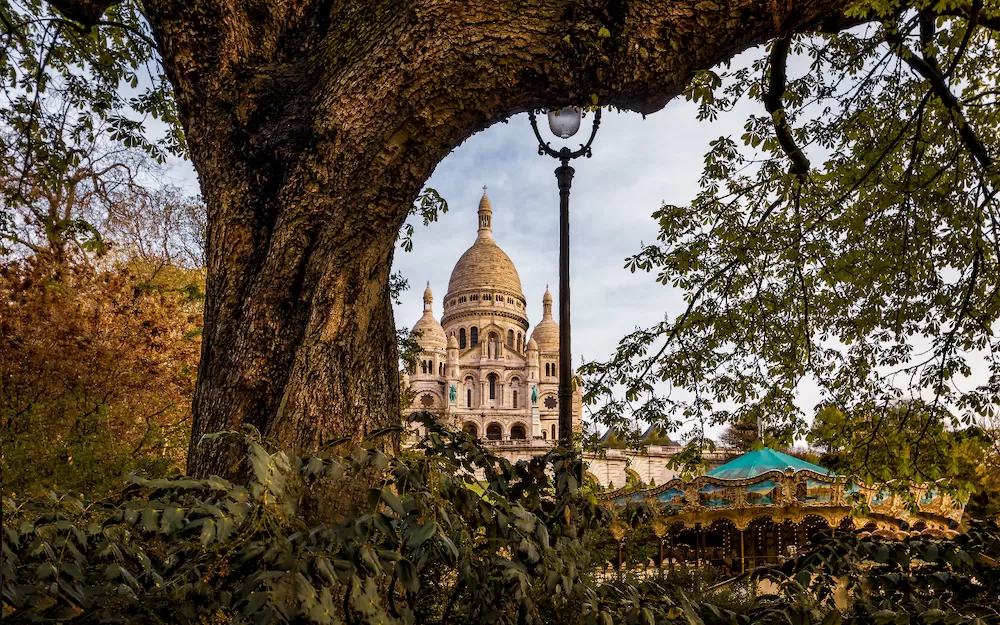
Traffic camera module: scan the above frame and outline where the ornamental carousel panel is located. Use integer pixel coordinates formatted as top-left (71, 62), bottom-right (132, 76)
top-left (599, 447), bottom-right (966, 542)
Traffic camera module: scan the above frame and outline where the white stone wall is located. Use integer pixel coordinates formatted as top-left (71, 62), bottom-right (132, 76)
top-left (460, 440), bottom-right (683, 488)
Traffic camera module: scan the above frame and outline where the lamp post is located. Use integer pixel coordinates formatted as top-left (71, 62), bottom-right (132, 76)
top-left (528, 106), bottom-right (601, 449)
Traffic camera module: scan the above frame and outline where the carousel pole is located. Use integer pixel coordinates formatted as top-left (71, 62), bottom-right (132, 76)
top-left (740, 529), bottom-right (745, 574)
top-left (669, 533), bottom-right (675, 572)
top-left (695, 524), bottom-right (700, 566)
top-left (774, 521), bottom-right (785, 564)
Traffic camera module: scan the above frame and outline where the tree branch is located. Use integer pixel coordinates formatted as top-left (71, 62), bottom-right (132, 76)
top-left (938, 3), bottom-right (1000, 32)
top-left (764, 35), bottom-right (811, 175)
top-left (888, 17), bottom-right (993, 171)
top-left (46, 0), bottom-right (122, 29)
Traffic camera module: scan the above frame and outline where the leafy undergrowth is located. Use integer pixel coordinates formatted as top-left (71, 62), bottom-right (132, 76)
top-left (3, 415), bottom-right (998, 624)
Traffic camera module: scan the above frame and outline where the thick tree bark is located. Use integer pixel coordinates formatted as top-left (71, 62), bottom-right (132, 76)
top-left (105, 0), bottom-right (856, 478)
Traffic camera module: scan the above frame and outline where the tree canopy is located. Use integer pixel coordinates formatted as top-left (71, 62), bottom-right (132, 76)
top-left (581, 2), bottom-right (999, 490)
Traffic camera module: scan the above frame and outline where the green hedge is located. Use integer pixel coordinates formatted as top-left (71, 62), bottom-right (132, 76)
top-left (3, 415), bottom-right (998, 624)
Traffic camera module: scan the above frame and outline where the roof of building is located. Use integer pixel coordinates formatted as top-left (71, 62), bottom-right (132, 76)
top-left (529, 287), bottom-right (558, 352)
top-left (639, 424), bottom-right (680, 447)
top-left (705, 447), bottom-right (832, 480)
top-left (413, 283), bottom-right (447, 350)
top-left (446, 193), bottom-right (524, 298)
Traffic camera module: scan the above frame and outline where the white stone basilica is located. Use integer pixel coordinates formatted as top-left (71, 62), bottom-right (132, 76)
top-left (403, 191), bottom-right (582, 442)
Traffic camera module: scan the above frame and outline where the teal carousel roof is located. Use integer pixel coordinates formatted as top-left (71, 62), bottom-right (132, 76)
top-left (705, 448), bottom-right (832, 480)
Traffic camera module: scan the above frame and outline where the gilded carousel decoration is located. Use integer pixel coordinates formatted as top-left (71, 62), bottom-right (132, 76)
top-left (597, 448), bottom-right (965, 573)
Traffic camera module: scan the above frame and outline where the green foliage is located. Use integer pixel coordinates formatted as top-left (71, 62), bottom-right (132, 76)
top-left (0, 0), bottom-right (181, 163)
top-left (1, 1), bottom-right (183, 260)
top-left (808, 401), bottom-right (984, 489)
top-left (398, 188), bottom-right (448, 253)
top-left (4, 415), bottom-right (998, 624)
top-left (666, 436), bottom-right (718, 479)
top-left (581, 3), bottom-right (1000, 495)
top-left (748, 522), bottom-right (1000, 624)
top-left (1, 416), bottom-right (608, 624)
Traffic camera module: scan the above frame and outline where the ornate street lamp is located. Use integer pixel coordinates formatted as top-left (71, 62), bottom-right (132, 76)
top-left (528, 106), bottom-right (602, 449)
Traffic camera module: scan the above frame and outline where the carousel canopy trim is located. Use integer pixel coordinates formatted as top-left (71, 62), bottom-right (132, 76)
top-left (706, 448), bottom-right (833, 480)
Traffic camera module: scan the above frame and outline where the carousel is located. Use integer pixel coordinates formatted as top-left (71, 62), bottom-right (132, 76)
top-left (598, 448), bottom-right (965, 574)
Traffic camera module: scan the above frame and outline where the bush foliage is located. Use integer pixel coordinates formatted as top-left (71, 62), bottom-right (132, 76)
top-left (1, 260), bottom-right (202, 494)
top-left (3, 416), bottom-right (998, 624)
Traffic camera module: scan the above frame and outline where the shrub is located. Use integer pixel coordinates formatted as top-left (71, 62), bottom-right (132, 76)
top-left (4, 415), bottom-right (998, 624)
top-left (0, 260), bottom-right (201, 494)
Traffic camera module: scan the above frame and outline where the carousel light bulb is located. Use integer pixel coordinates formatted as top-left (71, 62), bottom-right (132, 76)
top-left (546, 106), bottom-right (582, 139)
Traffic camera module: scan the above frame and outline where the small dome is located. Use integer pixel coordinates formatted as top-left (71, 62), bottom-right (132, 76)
top-left (447, 334), bottom-right (459, 349)
top-left (530, 287), bottom-right (559, 353)
top-left (527, 337), bottom-right (538, 351)
top-left (413, 283), bottom-right (446, 350)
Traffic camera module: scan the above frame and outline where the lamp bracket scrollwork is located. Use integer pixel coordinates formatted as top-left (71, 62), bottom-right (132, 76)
top-left (528, 108), bottom-right (603, 164)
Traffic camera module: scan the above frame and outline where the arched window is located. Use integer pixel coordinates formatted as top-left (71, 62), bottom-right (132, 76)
top-left (551, 424), bottom-right (556, 439)
top-left (512, 390), bottom-right (518, 408)
top-left (517, 332), bottom-right (522, 351)
top-left (544, 363), bottom-right (550, 376)
top-left (470, 326), bottom-right (478, 346)
top-left (459, 328), bottom-right (467, 349)
top-left (421, 361), bottom-right (427, 374)
top-left (507, 330), bottom-right (514, 347)
top-left (439, 362), bottom-right (444, 376)
top-left (510, 424), bottom-right (526, 440)
top-left (486, 423), bottom-right (503, 440)
top-left (488, 373), bottom-right (497, 400)
top-left (542, 430), bottom-right (547, 440)
top-left (467, 388), bottom-right (472, 407)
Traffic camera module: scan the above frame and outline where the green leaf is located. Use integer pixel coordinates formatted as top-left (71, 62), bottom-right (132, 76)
top-left (397, 559), bottom-right (419, 593)
top-left (406, 521), bottom-right (437, 549)
top-left (822, 610), bottom-right (842, 625)
top-left (381, 489), bottom-right (405, 516)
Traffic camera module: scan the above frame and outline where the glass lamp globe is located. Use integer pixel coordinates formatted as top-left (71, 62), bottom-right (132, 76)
top-left (546, 106), bottom-right (582, 139)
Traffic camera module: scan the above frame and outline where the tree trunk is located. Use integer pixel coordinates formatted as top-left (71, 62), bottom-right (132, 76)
top-left (115, 0), bottom-right (857, 478)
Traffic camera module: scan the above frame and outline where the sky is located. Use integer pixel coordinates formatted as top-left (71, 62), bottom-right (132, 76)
top-left (390, 94), bottom-right (768, 440)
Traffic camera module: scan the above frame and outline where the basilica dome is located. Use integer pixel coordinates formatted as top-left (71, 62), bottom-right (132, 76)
top-left (530, 287), bottom-right (559, 353)
top-left (446, 194), bottom-right (523, 297)
top-left (413, 284), bottom-right (447, 351)
top-left (447, 241), bottom-right (523, 295)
